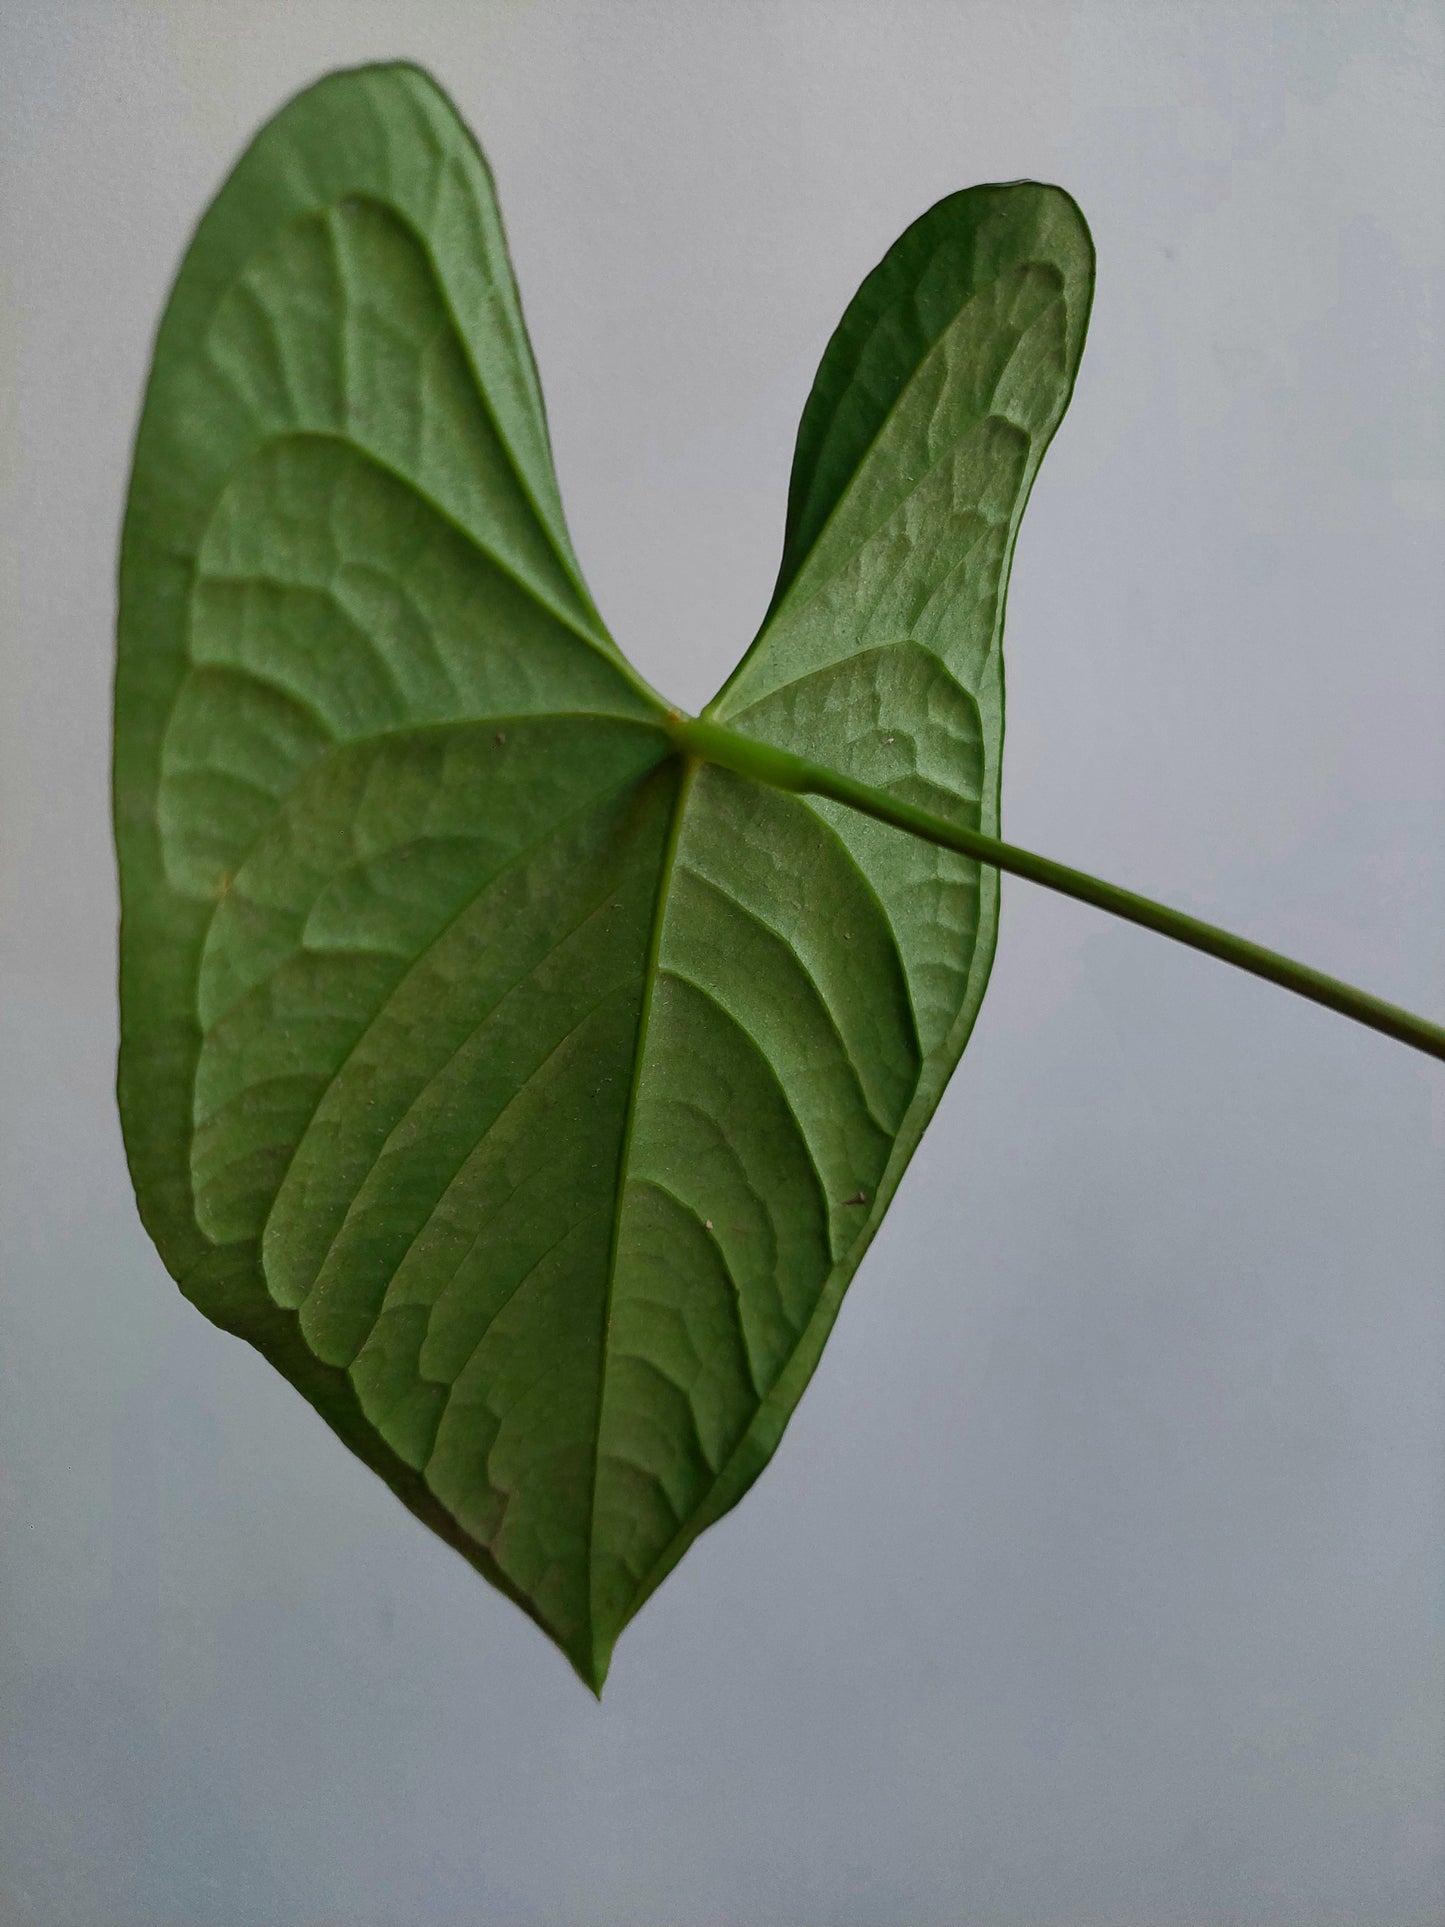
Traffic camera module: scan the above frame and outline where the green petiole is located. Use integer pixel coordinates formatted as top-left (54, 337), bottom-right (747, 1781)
top-left (671, 713), bottom-right (1445, 1065)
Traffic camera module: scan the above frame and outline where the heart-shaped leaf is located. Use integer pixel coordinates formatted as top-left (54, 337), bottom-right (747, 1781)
top-left (116, 62), bottom-right (1092, 1687)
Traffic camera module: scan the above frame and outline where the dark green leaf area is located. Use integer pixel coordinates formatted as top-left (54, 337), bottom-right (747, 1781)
top-left (194, 717), bottom-right (677, 1654)
top-left (768, 181), bottom-right (1092, 622)
top-left (116, 63), bottom-right (1093, 1686)
top-left (188, 719), bottom-right (669, 1260)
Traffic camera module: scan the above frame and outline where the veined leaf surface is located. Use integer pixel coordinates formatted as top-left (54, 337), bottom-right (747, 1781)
top-left (116, 62), bottom-right (1092, 1688)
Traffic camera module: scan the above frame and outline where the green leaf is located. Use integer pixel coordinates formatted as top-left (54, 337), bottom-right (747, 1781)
top-left (116, 61), bottom-right (1093, 1689)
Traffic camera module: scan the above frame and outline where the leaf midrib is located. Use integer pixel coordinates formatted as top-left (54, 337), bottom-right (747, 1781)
top-left (583, 750), bottom-right (696, 1680)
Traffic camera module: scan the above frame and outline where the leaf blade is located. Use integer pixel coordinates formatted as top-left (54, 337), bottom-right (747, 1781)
top-left (116, 68), bottom-right (1092, 1688)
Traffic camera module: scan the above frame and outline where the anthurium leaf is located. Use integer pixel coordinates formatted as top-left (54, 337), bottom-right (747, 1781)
top-left (116, 61), bottom-right (1092, 1689)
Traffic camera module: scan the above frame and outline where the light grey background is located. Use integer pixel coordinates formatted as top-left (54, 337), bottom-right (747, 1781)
top-left (2, 3), bottom-right (1442, 1923)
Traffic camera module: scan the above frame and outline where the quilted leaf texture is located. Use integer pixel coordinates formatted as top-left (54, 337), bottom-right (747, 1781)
top-left (116, 63), bottom-right (1092, 1688)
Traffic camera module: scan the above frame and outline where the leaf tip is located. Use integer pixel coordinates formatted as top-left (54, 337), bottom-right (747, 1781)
top-left (573, 1638), bottom-right (613, 1700)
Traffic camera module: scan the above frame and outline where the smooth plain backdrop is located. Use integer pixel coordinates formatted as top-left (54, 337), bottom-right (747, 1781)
top-left (2, 4), bottom-right (1443, 1923)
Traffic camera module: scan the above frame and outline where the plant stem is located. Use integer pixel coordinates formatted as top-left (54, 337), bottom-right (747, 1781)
top-left (670, 714), bottom-right (1445, 1064)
